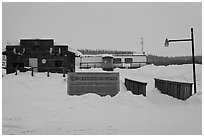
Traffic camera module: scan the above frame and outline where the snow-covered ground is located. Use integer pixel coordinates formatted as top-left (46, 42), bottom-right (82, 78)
top-left (2, 64), bottom-right (202, 135)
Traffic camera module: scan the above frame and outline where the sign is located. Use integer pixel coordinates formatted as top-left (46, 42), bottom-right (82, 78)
top-left (29, 58), bottom-right (38, 72)
top-left (67, 72), bottom-right (120, 96)
top-left (41, 59), bottom-right (47, 64)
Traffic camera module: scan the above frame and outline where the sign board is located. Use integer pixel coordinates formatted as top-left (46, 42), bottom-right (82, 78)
top-left (29, 58), bottom-right (38, 72)
top-left (41, 59), bottom-right (47, 64)
top-left (67, 72), bottom-right (120, 96)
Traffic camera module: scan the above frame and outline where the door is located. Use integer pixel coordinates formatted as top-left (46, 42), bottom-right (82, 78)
top-left (29, 58), bottom-right (38, 72)
top-left (102, 57), bottom-right (113, 71)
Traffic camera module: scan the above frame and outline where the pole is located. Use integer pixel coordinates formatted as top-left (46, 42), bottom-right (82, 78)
top-left (47, 69), bottom-right (50, 77)
top-left (15, 67), bottom-right (18, 76)
top-left (63, 68), bottom-right (65, 77)
top-left (191, 28), bottom-right (197, 94)
top-left (31, 67), bottom-right (34, 76)
top-left (140, 37), bottom-right (144, 54)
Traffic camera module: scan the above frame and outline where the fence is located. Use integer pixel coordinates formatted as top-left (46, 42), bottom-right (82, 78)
top-left (14, 67), bottom-right (69, 77)
top-left (80, 62), bottom-right (147, 69)
top-left (114, 62), bottom-right (147, 68)
top-left (154, 78), bottom-right (193, 100)
top-left (80, 62), bottom-right (102, 69)
top-left (125, 78), bottom-right (147, 97)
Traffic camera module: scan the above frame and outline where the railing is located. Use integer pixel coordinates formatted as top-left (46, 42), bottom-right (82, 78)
top-left (14, 67), bottom-right (71, 77)
top-left (125, 78), bottom-right (147, 97)
top-left (80, 62), bottom-right (102, 69)
top-left (114, 62), bottom-right (147, 68)
top-left (79, 61), bottom-right (147, 69)
top-left (154, 78), bottom-right (193, 100)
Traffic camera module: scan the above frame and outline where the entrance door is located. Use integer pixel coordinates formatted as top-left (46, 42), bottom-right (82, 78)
top-left (29, 58), bottom-right (38, 72)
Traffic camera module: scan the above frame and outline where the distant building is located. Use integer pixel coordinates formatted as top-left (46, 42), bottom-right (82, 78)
top-left (77, 53), bottom-right (147, 70)
top-left (2, 39), bottom-right (76, 74)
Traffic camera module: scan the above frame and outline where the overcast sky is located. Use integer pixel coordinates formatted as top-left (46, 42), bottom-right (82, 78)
top-left (2, 2), bottom-right (202, 56)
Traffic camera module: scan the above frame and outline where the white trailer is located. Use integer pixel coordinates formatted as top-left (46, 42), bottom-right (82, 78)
top-left (78, 55), bottom-right (102, 68)
top-left (113, 54), bottom-right (147, 68)
top-left (76, 53), bottom-right (147, 69)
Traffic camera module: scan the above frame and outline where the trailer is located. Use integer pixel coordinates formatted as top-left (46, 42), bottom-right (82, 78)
top-left (76, 53), bottom-right (147, 70)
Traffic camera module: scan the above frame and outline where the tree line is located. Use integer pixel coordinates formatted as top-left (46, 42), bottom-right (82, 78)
top-left (147, 54), bottom-right (202, 66)
top-left (78, 49), bottom-right (133, 55)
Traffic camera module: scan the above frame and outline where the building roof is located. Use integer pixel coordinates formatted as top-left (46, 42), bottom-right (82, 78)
top-left (2, 45), bottom-right (81, 56)
top-left (101, 54), bottom-right (114, 58)
top-left (68, 47), bottom-right (82, 56)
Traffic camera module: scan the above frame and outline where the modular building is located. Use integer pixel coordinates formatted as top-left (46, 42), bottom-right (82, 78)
top-left (79, 54), bottom-right (102, 68)
top-left (77, 53), bottom-right (147, 70)
top-left (113, 54), bottom-right (147, 68)
top-left (3, 39), bottom-right (76, 74)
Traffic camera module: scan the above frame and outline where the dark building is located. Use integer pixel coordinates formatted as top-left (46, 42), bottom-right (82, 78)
top-left (3, 39), bottom-right (76, 74)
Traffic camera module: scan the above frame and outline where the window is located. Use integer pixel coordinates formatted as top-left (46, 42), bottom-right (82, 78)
top-left (55, 60), bottom-right (62, 67)
top-left (113, 58), bottom-right (121, 63)
top-left (125, 58), bottom-right (133, 63)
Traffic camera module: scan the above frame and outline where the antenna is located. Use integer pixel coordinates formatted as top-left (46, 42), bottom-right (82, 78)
top-left (139, 37), bottom-right (144, 54)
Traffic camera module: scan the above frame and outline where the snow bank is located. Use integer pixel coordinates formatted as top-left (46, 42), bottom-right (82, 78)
top-left (2, 64), bottom-right (202, 135)
top-left (2, 68), bottom-right (6, 76)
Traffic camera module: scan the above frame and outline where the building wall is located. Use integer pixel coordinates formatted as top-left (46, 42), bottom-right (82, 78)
top-left (114, 55), bottom-right (147, 63)
top-left (81, 55), bottom-right (102, 62)
top-left (79, 55), bottom-right (102, 68)
top-left (5, 39), bottom-right (75, 74)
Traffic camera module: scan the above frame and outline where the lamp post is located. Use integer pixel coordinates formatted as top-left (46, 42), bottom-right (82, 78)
top-left (164, 28), bottom-right (197, 94)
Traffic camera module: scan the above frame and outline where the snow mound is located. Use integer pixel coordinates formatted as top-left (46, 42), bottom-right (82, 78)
top-left (2, 64), bottom-right (202, 135)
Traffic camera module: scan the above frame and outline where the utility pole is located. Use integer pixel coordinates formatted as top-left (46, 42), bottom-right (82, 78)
top-left (191, 28), bottom-right (197, 94)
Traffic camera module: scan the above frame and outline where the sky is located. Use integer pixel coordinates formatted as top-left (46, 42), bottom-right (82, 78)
top-left (2, 2), bottom-right (202, 56)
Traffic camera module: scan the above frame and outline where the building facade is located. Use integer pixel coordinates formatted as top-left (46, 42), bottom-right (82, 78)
top-left (3, 39), bottom-right (75, 74)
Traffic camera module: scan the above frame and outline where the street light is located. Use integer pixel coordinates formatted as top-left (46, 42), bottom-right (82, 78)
top-left (164, 28), bottom-right (197, 94)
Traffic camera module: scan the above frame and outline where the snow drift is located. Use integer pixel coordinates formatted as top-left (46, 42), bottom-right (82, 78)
top-left (2, 64), bottom-right (202, 135)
